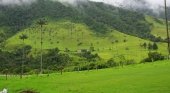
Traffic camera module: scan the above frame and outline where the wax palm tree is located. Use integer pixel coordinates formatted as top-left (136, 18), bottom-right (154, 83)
top-left (37, 18), bottom-right (47, 74)
top-left (19, 34), bottom-right (28, 79)
top-left (164, 0), bottom-right (170, 59)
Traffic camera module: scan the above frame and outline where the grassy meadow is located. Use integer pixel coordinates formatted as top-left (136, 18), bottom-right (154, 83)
top-left (0, 60), bottom-right (170, 93)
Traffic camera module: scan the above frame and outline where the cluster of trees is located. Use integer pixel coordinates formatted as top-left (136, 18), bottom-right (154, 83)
top-left (0, 32), bottom-right (6, 43)
top-left (0, 45), bottom-right (32, 74)
top-left (141, 52), bottom-right (165, 63)
top-left (106, 57), bottom-right (136, 68)
top-left (78, 50), bottom-right (100, 62)
top-left (141, 42), bottom-right (158, 50)
top-left (73, 55), bottom-right (136, 71)
top-left (0, 46), bottom-right (105, 75)
top-left (0, 47), bottom-right (71, 75)
top-left (43, 48), bottom-right (71, 75)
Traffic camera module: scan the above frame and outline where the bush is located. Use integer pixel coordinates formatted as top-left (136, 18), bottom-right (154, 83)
top-left (141, 58), bottom-right (152, 63)
top-left (96, 63), bottom-right (109, 69)
top-left (89, 63), bottom-right (96, 69)
top-left (106, 58), bottom-right (118, 67)
top-left (141, 52), bottom-right (165, 63)
top-left (126, 59), bottom-right (136, 65)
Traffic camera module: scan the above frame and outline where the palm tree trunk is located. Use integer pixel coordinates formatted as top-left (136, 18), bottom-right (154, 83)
top-left (21, 39), bottom-right (25, 79)
top-left (61, 69), bottom-right (63, 75)
top-left (164, 0), bottom-right (170, 59)
top-left (40, 25), bottom-right (43, 74)
top-left (5, 72), bottom-right (7, 80)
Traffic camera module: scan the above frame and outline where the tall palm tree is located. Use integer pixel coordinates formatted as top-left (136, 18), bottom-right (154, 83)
top-left (19, 34), bottom-right (28, 79)
top-left (37, 18), bottom-right (47, 74)
top-left (164, 0), bottom-right (170, 59)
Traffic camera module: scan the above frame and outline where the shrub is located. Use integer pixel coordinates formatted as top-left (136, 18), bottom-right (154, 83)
top-left (96, 63), bottom-right (108, 69)
top-left (148, 52), bottom-right (164, 61)
top-left (89, 46), bottom-right (95, 52)
top-left (141, 52), bottom-right (165, 63)
top-left (126, 59), bottom-right (136, 65)
top-left (77, 42), bottom-right (83, 46)
top-left (89, 63), bottom-right (96, 69)
top-left (106, 58), bottom-right (118, 67)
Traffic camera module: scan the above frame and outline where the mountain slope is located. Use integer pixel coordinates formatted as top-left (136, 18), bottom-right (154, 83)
top-left (145, 16), bottom-right (170, 38)
top-left (0, 0), bottom-right (168, 62)
top-left (5, 20), bottom-right (167, 62)
top-left (0, 0), bottom-right (155, 42)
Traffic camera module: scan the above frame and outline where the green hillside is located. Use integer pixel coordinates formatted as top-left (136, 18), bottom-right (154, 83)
top-left (146, 16), bottom-right (170, 38)
top-left (0, 60), bottom-right (170, 93)
top-left (1, 1), bottom-right (168, 63)
top-left (5, 20), bottom-right (168, 62)
top-left (0, 0), bottom-right (156, 42)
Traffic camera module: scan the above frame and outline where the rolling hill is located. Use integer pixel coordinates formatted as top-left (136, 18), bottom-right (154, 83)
top-left (4, 19), bottom-right (168, 62)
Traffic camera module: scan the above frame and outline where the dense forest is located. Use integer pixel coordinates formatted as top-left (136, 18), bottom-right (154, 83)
top-left (0, 0), bottom-right (161, 43)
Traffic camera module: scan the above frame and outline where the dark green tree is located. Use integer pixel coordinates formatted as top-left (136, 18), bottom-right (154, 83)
top-left (148, 43), bottom-right (153, 50)
top-left (44, 48), bottom-right (70, 75)
top-left (153, 42), bottom-right (158, 50)
top-left (143, 42), bottom-right (147, 49)
top-left (19, 34), bottom-right (28, 79)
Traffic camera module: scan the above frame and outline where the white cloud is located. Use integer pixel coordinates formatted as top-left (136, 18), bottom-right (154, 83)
top-left (0, 0), bottom-right (36, 5)
top-left (0, 0), bottom-right (169, 8)
top-left (90, 0), bottom-right (170, 8)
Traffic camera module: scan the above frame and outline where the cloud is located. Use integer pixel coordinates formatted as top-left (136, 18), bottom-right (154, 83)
top-left (0, 0), bottom-right (36, 5)
top-left (55, 0), bottom-right (88, 6)
top-left (57, 0), bottom-right (78, 5)
top-left (90, 0), bottom-right (170, 9)
top-left (0, 0), bottom-right (170, 9)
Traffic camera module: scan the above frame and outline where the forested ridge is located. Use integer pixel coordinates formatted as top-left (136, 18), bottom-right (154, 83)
top-left (0, 0), bottom-right (158, 42)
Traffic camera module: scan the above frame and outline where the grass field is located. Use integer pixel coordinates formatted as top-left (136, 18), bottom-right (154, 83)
top-left (4, 19), bottom-right (168, 62)
top-left (0, 60), bottom-right (170, 93)
top-left (145, 16), bottom-right (170, 38)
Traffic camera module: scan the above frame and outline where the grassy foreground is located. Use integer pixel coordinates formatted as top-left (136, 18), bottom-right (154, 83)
top-left (0, 60), bottom-right (170, 93)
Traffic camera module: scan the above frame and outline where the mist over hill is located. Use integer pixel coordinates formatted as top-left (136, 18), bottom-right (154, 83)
top-left (0, 0), bottom-right (160, 43)
top-left (0, 0), bottom-right (169, 19)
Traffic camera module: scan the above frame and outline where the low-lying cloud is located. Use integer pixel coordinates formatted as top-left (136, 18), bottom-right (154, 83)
top-left (91, 0), bottom-right (170, 9)
top-left (0, 0), bottom-right (170, 10)
top-left (56, 0), bottom-right (88, 6)
top-left (0, 0), bottom-right (36, 5)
